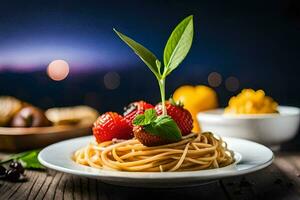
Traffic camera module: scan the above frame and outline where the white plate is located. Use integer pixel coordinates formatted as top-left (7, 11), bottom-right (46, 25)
top-left (38, 136), bottom-right (274, 188)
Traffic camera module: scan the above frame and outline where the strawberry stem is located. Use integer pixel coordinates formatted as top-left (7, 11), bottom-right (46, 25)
top-left (158, 78), bottom-right (167, 115)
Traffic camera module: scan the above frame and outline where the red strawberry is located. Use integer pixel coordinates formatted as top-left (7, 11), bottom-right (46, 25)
top-left (133, 126), bottom-right (170, 146)
top-left (155, 100), bottom-right (193, 135)
top-left (93, 112), bottom-right (133, 143)
top-left (123, 101), bottom-right (154, 126)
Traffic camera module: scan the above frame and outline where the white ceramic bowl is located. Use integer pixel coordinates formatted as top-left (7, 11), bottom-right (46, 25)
top-left (197, 106), bottom-right (300, 147)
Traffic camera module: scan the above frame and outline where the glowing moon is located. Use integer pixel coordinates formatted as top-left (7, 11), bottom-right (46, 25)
top-left (47, 60), bottom-right (70, 81)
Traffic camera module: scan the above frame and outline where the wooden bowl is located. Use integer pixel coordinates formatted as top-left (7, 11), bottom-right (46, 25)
top-left (0, 125), bottom-right (92, 152)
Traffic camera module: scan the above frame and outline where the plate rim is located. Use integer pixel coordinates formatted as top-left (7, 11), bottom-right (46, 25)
top-left (197, 106), bottom-right (300, 120)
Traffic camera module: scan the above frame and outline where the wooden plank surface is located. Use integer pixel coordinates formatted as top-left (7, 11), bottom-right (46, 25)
top-left (0, 154), bottom-right (300, 200)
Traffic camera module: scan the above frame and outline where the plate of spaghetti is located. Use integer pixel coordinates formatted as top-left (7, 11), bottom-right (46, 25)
top-left (74, 132), bottom-right (236, 172)
top-left (39, 16), bottom-right (273, 187)
top-left (38, 132), bottom-right (273, 187)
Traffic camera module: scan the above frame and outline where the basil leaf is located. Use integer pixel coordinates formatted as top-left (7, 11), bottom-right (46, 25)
top-left (133, 109), bottom-right (157, 126)
top-left (156, 60), bottom-right (162, 74)
top-left (133, 114), bottom-right (146, 125)
top-left (114, 29), bottom-right (161, 78)
top-left (0, 149), bottom-right (44, 169)
top-left (163, 15), bottom-right (194, 75)
top-left (144, 115), bottom-right (181, 141)
top-left (18, 151), bottom-right (45, 169)
top-left (144, 109), bottom-right (157, 121)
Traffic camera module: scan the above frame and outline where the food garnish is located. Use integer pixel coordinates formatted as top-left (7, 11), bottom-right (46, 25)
top-left (93, 112), bottom-right (133, 143)
top-left (75, 15), bottom-right (235, 172)
top-left (114, 15), bottom-right (193, 115)
top-left (114, 15), bottom-right (194, 144)
top-left (0, 149), bottom-right (44, 169)
top-left (123, 101), bottom-right (154, 126)
top-left (225, 89), bottom-right (278, 114)
top-left (9, 161), bottom-right (25, 174)
top-left (0, 149), bottom-right (44, 181)
top-left (132, 126), bottom-right (167, 146)
top-left (133, 109), bottom-right (181, 146)
top-left (155, 99), bottom-right (193, 135)
top-left (173, 85), bottom-right (218, 132)
top-left (0, 161), bottom-right (26, 182)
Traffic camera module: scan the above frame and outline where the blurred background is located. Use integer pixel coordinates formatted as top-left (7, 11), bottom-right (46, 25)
top-left (0, 0), bottom-right (299, 112)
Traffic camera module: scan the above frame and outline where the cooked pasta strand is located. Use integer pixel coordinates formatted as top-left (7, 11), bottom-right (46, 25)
top-left (74, 132), bottom-right (234, 172)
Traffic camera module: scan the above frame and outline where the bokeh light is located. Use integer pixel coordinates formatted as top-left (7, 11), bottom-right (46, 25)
top-left (104, 72), bottom-right (120, 90)
top-left (47, 60), bottom-right (70, 81)
top-left (225, 76), bottom-right (240, 92)
top-left (208, 72), bottom-right (222, 87)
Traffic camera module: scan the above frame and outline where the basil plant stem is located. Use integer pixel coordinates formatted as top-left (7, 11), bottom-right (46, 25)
top-left (114, 15), bottom-right (193, 118)
top-left (158, 78), bottom-right (167, 115)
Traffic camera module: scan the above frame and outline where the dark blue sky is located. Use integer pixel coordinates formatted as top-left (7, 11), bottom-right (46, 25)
top-left (0, 0), bottom-right (299, 74)
top-left (0, 0), bottom-right (299, 107)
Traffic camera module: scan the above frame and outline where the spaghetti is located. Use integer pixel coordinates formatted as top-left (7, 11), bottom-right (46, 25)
top-left (74, 132), bottom-right (234, 172)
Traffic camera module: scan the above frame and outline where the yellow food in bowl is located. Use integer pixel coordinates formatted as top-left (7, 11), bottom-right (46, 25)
top-left (173, 85), bottom-right (218, 132)
top-left (224, 89), bottom-right (278, 114)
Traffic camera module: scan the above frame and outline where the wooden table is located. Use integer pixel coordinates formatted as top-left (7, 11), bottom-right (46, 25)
top-left (1, 153), bottom-right (300, 200)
